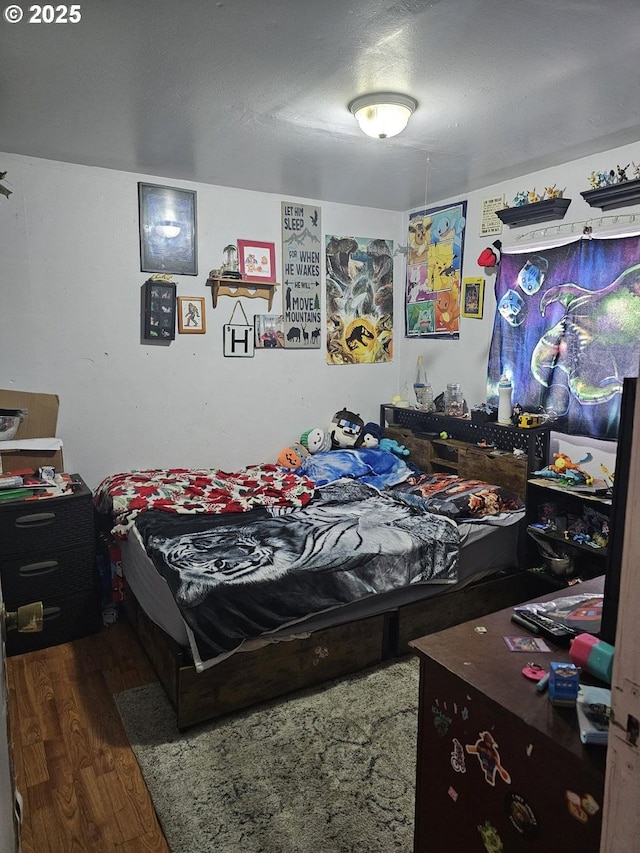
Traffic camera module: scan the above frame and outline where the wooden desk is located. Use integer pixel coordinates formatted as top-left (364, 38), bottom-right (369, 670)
top-left (410, 577), bottom-right (606, 853)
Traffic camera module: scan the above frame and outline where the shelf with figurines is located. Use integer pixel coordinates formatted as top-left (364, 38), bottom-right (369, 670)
top-left (206, 243), bottom-right (280, 310)
top-left (495, 185), bottom-right (571, 228)
top-left (580, 163), bottom-right (640, 210)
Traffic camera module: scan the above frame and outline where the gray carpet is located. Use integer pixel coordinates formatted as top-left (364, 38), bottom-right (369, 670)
top-left (114, 658), bottom-right (420, 853)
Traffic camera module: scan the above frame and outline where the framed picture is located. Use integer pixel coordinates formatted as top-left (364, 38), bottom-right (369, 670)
top-left (178, 296), bottom-right (206, 334)
top-left (143, 278), bottom-right (176, 341)
top-left (237, 239), bottom-right (276, 283)
top-left (254, 314), bottom-right (284, 348)
top-left (138, 183), bottom-right (198, 276)
top-left (461, 277), bottom-right (485, 319)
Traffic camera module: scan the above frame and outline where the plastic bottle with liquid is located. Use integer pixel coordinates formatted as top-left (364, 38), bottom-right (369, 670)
top-left (413, 356), bottom-right (434, 412)
top-left (498, 374), bottom-right (513, 425)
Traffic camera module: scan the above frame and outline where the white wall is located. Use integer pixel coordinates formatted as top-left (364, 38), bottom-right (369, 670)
top-left (0, 155), bottom-right (405, 488)
top-left (1, 142), bottom-right (639, 489)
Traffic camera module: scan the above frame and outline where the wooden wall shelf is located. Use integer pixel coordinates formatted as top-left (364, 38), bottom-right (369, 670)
top-left (495, 197), bottom-right (571, 228)
top-left (206, 276), bottom-right (279, 311)
top-left (580, 180), bottom-right (640, 210)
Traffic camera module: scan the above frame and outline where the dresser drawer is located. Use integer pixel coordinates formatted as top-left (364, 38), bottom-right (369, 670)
top-left (5, 587), bottom-right (101, 656)
top-left (0, 482), bottom-right (93, 557)
top-left (0, 540), bottom-right (96, 601)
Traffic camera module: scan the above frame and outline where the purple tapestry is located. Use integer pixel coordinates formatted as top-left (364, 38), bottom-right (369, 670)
top-left (488, 235), bottom-right (640, 439)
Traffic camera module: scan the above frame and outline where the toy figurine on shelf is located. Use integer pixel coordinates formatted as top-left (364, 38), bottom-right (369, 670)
top-left (616, 164), bottom-right (630, 183)
top-left (588, 171), bottom-right (608, 189)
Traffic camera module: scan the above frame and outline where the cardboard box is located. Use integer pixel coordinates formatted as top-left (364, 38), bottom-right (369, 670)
top-left (0, 389), bottom-right (64, 473)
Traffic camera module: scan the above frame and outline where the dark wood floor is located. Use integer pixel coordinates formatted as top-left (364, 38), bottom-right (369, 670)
top-left (6, 620), bottom-right (170, 852)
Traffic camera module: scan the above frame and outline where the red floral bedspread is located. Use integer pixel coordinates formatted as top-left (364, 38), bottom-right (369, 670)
top-left (93, 465), bottom-right (316, 538)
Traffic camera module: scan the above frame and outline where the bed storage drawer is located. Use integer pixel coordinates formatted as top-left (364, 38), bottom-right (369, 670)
top-left (176, 614), bottom-right (388, 729)
top-left (395, 570), bottom-right (551, 653)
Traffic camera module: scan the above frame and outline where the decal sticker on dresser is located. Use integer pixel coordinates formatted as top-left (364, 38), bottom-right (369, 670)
top-left (565, 790), bottom-right (600, 823)
top-left (477, 820), bottom-right (503, 853)
top-left (450, 738), bottom-right (466, 773)
top-left (431, 704), bottom-right (452, 736)
top-left (504, 792), bottom-right (540, 838)
top-left (465, 731), bottom-right (512, 786)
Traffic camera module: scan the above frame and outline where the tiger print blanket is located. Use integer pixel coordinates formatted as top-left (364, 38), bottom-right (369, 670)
top-left (135, 479), bottom-right (460, 670)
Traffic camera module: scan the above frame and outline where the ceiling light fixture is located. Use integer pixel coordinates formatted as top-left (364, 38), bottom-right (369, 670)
top-left (349, 92), bottom-right (417, 139)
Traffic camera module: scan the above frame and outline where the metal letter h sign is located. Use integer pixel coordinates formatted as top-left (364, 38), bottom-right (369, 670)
top-left (223, 303), bottom-right (255, 358)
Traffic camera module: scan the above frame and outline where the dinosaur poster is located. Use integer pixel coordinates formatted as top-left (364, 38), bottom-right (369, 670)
top-left (325, 235), bottom-right (394, 364)
top-left (405, 200), bottom-right (467, 338)
top-left (281, 202), bottom-right (322, 348)
top-left (488, 234), bottom-right (640, 439)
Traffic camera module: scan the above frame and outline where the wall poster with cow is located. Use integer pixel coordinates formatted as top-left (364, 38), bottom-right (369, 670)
top-left (325, 234), bottom-right (394, 365)
top-left (281, 201), bottom-right (322, 348)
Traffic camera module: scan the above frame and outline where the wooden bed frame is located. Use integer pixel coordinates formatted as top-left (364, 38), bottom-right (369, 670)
top-left (122, 567), bottom-right (549, 730)
top-left (108, 425), bottom-right (550, 730)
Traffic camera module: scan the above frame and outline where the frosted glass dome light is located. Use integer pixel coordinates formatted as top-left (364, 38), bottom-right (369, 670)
top-left (349, 93), bottom-right (417, 139)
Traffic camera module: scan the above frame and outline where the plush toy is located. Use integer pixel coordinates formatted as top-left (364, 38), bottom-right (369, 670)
top-left (477, 239), bottom-right (502, 269)
top-left (300, 427), bottom-right (332, 454)
top-left (379, 437), bottom-right (410, 456)
top-left (360, 422), bottom-right (410, 456)
top-left (329, 407), bottom-right (364, 449)
top-left (360, 422), bottom-right (385, 447)
top-left (277, 442), bottom-right (309, 469)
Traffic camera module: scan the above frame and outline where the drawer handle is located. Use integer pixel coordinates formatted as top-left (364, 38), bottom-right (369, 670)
top-left (19, 560), bottom-right (59, 577)
top-left (42, 606), bottom-right (62, 622)
top-left (14, 512), bottom-right (56, 528)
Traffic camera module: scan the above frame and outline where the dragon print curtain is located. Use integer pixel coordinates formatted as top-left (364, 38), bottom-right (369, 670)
top-left (488, 234), bottom-right (640, 439)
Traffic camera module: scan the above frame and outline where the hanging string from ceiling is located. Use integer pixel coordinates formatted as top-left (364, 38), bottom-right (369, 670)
top-left (515, 211), bottom-right (640, 242)
top-left (423, 154), bottom-right (430, 213)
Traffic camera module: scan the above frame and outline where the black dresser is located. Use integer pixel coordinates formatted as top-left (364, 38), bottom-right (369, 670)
top-left (0, 475), bottom-right (100, 655)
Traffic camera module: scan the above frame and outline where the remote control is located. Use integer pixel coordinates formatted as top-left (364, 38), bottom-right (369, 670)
top-left (511, 609), bottom-right (577, 644)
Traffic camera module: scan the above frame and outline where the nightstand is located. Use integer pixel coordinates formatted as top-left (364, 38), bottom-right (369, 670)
top-left (0, 475), bottom-right (100, 655)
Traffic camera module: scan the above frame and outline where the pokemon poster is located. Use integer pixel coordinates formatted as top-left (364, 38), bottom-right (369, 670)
top-left (488, 234), bottom-right (640, 439)
top-left (325, 235), bottom-right (394, 364)
top-left (405, 200), bottom-right (467, 338)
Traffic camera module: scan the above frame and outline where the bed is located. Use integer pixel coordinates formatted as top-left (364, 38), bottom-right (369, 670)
top-left (94, 448), bottom-right (540, 729)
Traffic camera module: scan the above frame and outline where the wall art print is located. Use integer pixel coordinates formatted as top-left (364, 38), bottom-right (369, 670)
top-left (138, 183), bottom-right (197, 276)
top-left (405, 200), bottom-right (467, 339)
top-left (488, 233), bottom-right (640, 439)
top-left (177, 296), bottom-right (206, 334)
top-left (281, 202), bottom-right (322, 348)
top-left (326, 235), bottom-right (394, 364)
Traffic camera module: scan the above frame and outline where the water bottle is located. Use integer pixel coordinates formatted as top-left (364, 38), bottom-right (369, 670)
top-left (413, 356), bottom-right (434, 411)
top-left (498, 373), bottom-right (513, 425)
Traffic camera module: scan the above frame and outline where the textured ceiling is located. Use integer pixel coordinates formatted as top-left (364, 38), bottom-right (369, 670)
top-left (2, 0), bottom-right (640, 211)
